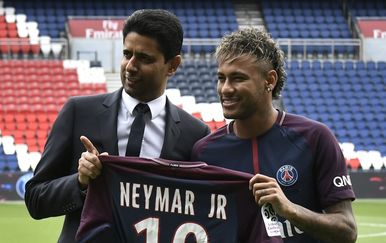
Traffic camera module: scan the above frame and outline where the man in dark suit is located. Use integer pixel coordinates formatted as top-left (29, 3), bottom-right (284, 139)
top-left (24, 9), bottom-right (210, 243)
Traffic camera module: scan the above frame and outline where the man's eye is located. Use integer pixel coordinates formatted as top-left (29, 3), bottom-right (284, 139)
top-left (140, 56), bottom-right (153, 63)
top-left (123, 52), bottom-right (132, 59)
top-left (233, 77), bottom-right (245, 82)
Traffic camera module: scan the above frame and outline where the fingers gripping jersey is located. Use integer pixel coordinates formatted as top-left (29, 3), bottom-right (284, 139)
top-left (76, 155), bottom-right (282, 243)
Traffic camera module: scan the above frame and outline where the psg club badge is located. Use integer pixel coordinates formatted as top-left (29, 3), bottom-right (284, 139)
top-left (276, 164), bottom-right (298, 186)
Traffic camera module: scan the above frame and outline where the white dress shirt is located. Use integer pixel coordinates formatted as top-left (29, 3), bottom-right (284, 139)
top-left (117, 90), bottom-right (166, 158)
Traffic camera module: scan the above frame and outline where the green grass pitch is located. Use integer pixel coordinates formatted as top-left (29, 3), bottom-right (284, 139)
top-left (0, 199), bottom-right (385, 242)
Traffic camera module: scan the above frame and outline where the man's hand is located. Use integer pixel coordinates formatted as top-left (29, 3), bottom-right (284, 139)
top-left (249, 173), bottom-right (296, 218)
top-left (78, 136), bottom-right (104, 189)
top-left (249, 174), bottom-right (357, 242)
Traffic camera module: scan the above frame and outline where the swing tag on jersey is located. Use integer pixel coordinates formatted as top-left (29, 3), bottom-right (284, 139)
top-left (261, 203), bottom-right (281, 237)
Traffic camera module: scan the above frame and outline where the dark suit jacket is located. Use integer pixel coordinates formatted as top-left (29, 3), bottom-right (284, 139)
top-left (24, 88), bottom-right (210, 243)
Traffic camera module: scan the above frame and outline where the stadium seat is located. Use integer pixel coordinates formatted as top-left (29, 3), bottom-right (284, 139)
top-left (1, 136), bottom-right (16, 155)
top-left (356, 151), bottom-right (372, 170)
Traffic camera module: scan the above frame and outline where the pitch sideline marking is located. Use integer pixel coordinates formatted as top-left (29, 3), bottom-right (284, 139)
top-left (358, 223), bottom-right (386, 238)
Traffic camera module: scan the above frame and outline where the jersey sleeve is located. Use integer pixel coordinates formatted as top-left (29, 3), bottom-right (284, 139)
top-left (312, 123), bottom-right (355, 208)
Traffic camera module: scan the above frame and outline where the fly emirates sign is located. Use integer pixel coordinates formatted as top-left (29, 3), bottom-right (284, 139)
top-left (68, 18), bottom-right (125, 39)
top-left (357, 19), bottom-right (386, 39)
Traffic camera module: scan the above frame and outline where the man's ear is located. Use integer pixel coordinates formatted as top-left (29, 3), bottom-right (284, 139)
top-left (167, 55), bottom-right (182, 76)
top-left (266, 69), bottom-right (278, 89)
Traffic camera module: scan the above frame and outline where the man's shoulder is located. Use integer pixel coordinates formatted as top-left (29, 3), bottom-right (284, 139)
top-left (283, 112), bottom-right (335, 140)
top-left (66, 89), bottom-right (121, 107)
top-left (193, 125), bottom-right (228, 151)
top-left (69, 92), bottom-right (112, 103)
top-left (61, 90), bottom-right (120, 115)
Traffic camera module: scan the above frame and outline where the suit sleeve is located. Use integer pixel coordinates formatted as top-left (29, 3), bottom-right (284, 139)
top-left (24, 98), bottom-right (86, 219)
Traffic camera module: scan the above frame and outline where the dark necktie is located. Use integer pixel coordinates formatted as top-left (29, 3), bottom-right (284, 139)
top-left (125, 103), bottom-right (150, 156)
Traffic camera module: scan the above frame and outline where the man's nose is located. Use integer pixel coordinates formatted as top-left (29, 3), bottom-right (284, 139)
top-left (219, 79), bottom-right (234, 93)
top-left (125, 56), bottom-right (138, 72)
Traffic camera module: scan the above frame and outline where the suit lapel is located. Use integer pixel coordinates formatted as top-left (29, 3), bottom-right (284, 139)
top-left (98, 88), bottom-right (122, 155)
top-left (160, 99), bottom-right (181, 158)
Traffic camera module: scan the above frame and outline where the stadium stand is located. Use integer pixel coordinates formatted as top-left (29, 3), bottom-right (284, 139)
top-left (284, 59), bottom-right (385, 158)
top-left (8, 0), bottom-right (238, 39)
top-left (348, 0), bottom-right (386, 18)
top-left (0, 0), bottom-right (385, 173)
top-left (261, 0), bottom-right (360, 59)
top-left (263, 0), bottom-right (351, 39)
top-left (0, 59), bottom-right (107, 171)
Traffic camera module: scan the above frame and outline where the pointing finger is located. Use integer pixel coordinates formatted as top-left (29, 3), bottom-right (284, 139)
top-left (80, 136), bottom-right (99, 155)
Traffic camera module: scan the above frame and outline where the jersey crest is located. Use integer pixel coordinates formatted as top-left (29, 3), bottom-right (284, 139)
top-left (276, 165), bottom-right (298, 187)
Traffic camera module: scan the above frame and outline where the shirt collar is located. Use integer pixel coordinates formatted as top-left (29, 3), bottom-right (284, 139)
top-left (121, 89), bottom-right (166, 120)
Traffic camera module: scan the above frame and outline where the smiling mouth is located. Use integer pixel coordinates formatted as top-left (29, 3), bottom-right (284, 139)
top-left (221, 97), bottom-right (239, 107)
top-left (125, 75), bottom-right (140, 85)
top-left (127, 77), bottom-right (138, 82)
top-left (124, 71), bottom-right (138, 81)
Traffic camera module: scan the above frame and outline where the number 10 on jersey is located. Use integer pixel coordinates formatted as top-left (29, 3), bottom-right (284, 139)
top-left (135, 217), bottom-right (209, 243)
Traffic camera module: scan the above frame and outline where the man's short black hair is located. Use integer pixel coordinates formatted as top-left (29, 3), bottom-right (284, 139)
top-left (123, 9), bottom-right (183, 62)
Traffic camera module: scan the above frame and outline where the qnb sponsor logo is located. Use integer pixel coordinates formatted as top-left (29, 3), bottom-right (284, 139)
top-left (333, 175), bottom-right (352, 187)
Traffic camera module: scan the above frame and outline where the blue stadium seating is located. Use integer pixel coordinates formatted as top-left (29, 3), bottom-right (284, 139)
top-left (263, 0), bottom-right (351, 39)
top-left (348, 0), bottom-right (386, 18)
top-left (7, 0), bottom-right (238, 40)
top-left (285, 60), bottom-right (385, 155)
